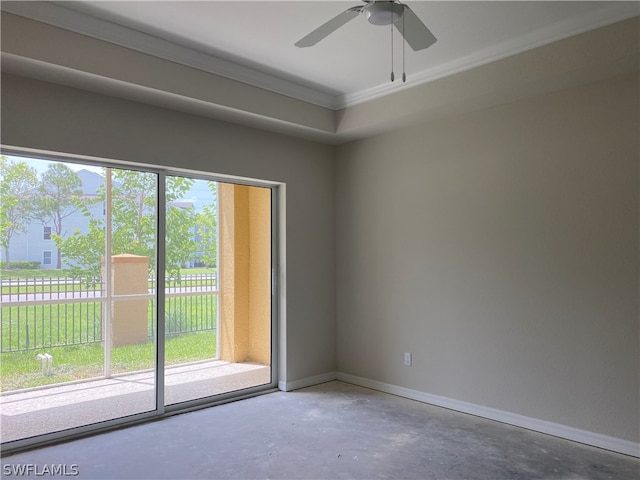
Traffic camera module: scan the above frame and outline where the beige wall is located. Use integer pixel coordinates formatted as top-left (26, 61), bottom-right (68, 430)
top-left (1, 73), bottom-right (336, 385)
top-left (0, 12), bottom-right (336, 143)
top-left (336, 72), bottom-right (639, 443)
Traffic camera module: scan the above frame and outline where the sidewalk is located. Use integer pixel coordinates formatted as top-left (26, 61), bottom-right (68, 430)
top-left (0, 361), bottom-right (270, 443)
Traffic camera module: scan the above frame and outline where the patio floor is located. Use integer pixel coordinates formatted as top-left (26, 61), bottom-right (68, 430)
top-left (0, 361), bottom-right (270, 443)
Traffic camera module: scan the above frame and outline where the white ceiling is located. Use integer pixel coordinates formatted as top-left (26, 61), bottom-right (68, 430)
top-left (4, 1), bottom-right (640, 109)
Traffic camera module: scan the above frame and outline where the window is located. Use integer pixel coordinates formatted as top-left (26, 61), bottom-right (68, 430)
top-left (0, 152), bottom-right (279, 454)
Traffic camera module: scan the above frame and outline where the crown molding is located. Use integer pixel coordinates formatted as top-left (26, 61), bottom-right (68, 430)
top-left (2, 1), bottom-right (638, 112)
top-left (338, 3), bottom-right (640, 108)
top-left (0, 1), bottom-right (341, 110)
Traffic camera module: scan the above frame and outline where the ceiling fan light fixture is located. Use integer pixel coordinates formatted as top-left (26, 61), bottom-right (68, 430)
top-left (365, 2), bottom-right (404, 26)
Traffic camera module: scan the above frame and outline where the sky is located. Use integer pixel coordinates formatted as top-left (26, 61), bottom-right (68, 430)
top-left (3, 154), bottom-right (215, 210)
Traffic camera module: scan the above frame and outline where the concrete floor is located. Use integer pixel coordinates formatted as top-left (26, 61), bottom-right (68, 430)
top-left (1, 381), bottom-right (638, 479)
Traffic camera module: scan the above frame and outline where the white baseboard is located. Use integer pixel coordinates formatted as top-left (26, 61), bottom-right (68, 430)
top-left (336, 372), bottom-right (640, 458)
top-left (278, 371), bottom-right (337, 392)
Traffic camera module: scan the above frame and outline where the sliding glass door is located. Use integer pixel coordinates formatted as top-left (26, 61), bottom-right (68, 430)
top-left (0, 159), bottom-right (158, 443)
top-left (0, 152), bottom-right (277, 450)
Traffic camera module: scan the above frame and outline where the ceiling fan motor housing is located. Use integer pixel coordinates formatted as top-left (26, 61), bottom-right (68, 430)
top-left (295, 0), bottom-right (436, 53)
top-left (365, 1), bottom-right (404, 26)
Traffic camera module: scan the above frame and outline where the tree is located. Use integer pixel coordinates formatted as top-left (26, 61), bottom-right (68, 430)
top-left (54, 168), bottom-right (155, 277)
top-left (35, 163), bottom-right (84, 269)
top-left (110, 169), bottom-right (157, 261)
top-left (56, 169), bottom-right (198, 278)
top-left (56, 218), bottom-right (104, 278)
top-left (165, 175), bottom-right (197, 277)
top-left (196, 181), bottom-right (218, 268)
top-left (0, 157), bottom-right (39, 268)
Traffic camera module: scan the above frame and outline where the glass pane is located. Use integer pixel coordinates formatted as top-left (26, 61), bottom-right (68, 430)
top-left (164, 178), bottom-right (271, 406)
top-left (0, 157), bottom-right (157, 443)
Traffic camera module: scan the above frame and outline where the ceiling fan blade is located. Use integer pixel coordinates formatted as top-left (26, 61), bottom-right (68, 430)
top-left (295, 6), bottom-right (362, 48)
top-left (395, 5), bottom-right (437, 51)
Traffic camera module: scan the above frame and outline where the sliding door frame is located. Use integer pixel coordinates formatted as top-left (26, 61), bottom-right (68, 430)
top-left (0, 146), bottom-right (281, 454)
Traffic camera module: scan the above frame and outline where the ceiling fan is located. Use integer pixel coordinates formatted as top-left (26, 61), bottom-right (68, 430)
top-left (295, 0), bottom-right (436, 50)
top-left (295, 1), bottom-right (436, 82)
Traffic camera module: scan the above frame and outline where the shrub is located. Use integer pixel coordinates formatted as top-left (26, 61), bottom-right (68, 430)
top-left (1, 261), bottom-right (41, 270)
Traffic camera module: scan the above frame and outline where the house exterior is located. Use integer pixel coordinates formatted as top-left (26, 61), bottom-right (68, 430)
top-left (2, 168), bottom-right (104, 269)
top-left (2, 166), bottom-right (210, 270)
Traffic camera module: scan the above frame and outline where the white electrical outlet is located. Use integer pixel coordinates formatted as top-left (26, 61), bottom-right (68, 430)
top-left (404, 352), bottom-right (412, 366)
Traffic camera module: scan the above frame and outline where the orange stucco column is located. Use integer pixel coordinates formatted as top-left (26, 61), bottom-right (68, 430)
top-left (219, 184), bottom-right (271, 364)
top-left (103, 254), bottom-right (149, 347)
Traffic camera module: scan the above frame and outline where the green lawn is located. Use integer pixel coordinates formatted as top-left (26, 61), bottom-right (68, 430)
top-left (1, 268), bottom-right (216, 295)
top-left (176, 267), bottom-right (216, 276)
top-left (0, 330), bottom-right (216, 391)
top-left (0, 267), bottom-right (219, 391)
top-left (0, 267), bottom-right (216, 280)
top-left (2, 298), bottom-right (217, 352)
top-left (0, 269), bottom-right (70, 280)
